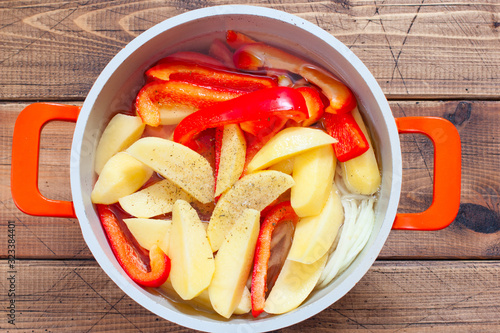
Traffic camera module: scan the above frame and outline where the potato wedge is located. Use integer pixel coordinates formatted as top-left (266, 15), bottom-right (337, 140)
top-left (208, 170), bottom-right (294, 252)
top-left (119, 179), bottom-right (192, 218)
top-left (341, 108), bottom-right (381, 195)
top-left (91, 152), bottom-right (152, 204)
top-left (264, 253), bottom-right (327, 314)
top-left (268, 157), bottom-right (294, 175)
top-left (291, 145), bottom-right (335, 217)
top-left (127, 137), bottom-right (214, 203)
top-left (123, 218), bottom-right (171, 253)
top-left (169, 200), bottom-right (214, 300)
top-left (208, 209), bottom-right (260, 318)
top-left (288, 185), bottom-right (343, 264)
top-left (246, 127), bottom-right (336, 173)
top-left (94, 114), bottom-right (145, 174)
top-left (215, 124), bottom-right (246, 197)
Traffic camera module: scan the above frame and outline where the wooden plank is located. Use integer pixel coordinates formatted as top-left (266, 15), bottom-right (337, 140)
top-left (0, 0), bottom-right (498, 100)
top-left (1, 101), bottom-right (499, 259)
top-left (0, 260), bottom-right (499, 331)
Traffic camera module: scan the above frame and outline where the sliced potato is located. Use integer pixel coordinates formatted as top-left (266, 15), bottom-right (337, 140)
top-left (169, 200), bottom-right (214, 300)
top-left (95, 114), bottom-right (145, 174)
top-left (160, 107), bottom-right (195, 125)
top-left (127, 137), bottom-right (214, 203)
top-left (341, 108), bottom-right (381, 195)
top-left (123, 218), bottom-right (171, 253)
top-left (288, 185), bottom-right (343, 264)
top-left (118, 179), bottom-right (192, 218)
top-left (208, 209), bottom-right (260, 318)
top-left (91, 152), bottom-right (152, 204)
top-left (268, 157), bottom-right (294, 175)
top-left (264, 253), bottom-right (327, 314)
top-left (215, 124), bottom-right (246, 197)
top-left (291, 145), bottom-right (335, 217)
top-left (246, 127), bottom-right (336, 173)
top-left (208, 170), bottom-right (294, 252)
top-left (233, 286), bottom-right (252, 315)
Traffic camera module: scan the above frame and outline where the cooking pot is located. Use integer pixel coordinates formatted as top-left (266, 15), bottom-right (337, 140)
top-left (11, 5), bottom-right (461, 332)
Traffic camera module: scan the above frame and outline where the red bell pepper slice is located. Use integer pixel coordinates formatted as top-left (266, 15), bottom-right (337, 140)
top-left (97, 204), bottom-right (171, 288)
top-left (240, 116), bottom-right (283, 136)
top-left (296, 86), bottom-right (325, 127)
top-left (172, 87), bottom-right (308, 146)
top-left (135, 80), bottom-right (246, 127)
top-left (209, 38), bottom-right (236, 69)
top-left (323, 111), bottom-right (370, 162)
top-left (226, 30), bottom-right (257, 49)
top-left (146, 61), bottom-right (276, 92)
top-left (251, 201), bottom-right (299, 317)
top-left (233, 42), bottom-right (356, 114)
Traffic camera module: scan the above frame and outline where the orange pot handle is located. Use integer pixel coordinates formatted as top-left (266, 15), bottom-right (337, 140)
top-left (11, 103), bottom-right (80, 218)
top-left (393, 117), bottom-right (461, 230)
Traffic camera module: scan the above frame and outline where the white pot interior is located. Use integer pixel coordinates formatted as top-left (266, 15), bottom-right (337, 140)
top-left (70, 5), bottom-right (402, 332)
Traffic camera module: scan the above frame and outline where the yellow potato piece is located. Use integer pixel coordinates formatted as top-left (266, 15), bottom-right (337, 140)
top-left (233, 286), bottom-right (252, 315)
top-left (268, 157), bottom-right (294, 175)
top-left (291, 145), bottom-right (336, 217)
top-left (118, 179), bottom-right (192, 218)
top-left (208, 209), bottom-right (260, 318)
top-left (127, 137), bottom-right (214, 203)
top-left (169, 200), bottom-right (214, 300)
top-left (94, 114), bottom-right (145, 175)
top-left (341, 108), bottom-right (381, 195)
top-left (264, 253), bottom-right (327, 315)
top-left (208, 170), bottom-right (294, 252)
top-left (91, 152), bottom-right (153, 204)
top-left (160, 107), bottom-right (195, 125)
top-left (215, 124), bottom-right (246, 197)
top-left (246, 127), bottom-right (336, 173)
top-left (123, 218), bottom-right (171, 253)
top-left (288, 185), bottom-right (343, 264)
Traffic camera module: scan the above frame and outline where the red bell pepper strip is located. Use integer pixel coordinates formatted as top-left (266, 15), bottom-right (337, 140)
top-left (226, 30), bottom-right (257, 49)
top-left (146, 61), bottom-right (276, 92)
top-left (251, 201), bottom-right (299, 317)
top-left (97, 204), bottom-right (171, 288)
top-left (323, 111), bottom-right (370, 162)
top-left (296, 86), bottom-right (325, 127)
top-left (209, 38), bottom-right (236, 69)
top-left (135, 80), bottom-right (246, 127)
top-left (233, 42), bottom-right (356, 114)
top-left (240, 116), bottom-right (283, 136)
top-left (173, 87), bottom-right (308, 146)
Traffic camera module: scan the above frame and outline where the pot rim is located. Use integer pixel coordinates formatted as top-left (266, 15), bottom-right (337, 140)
top-left (70, 5), bottom-right (402, 332)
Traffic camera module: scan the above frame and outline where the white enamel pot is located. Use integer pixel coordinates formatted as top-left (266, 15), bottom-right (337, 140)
top-left (11, 5), bottom-right (461, 332)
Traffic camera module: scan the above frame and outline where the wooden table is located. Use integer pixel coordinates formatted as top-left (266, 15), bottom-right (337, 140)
top-left (1, 1), bottom-right (499, 331)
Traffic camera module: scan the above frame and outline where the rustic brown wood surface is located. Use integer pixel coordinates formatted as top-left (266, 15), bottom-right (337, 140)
top-left (1, 260), bottom-right (500, 332)
top-left (1, 0), bottom-right (499, 332)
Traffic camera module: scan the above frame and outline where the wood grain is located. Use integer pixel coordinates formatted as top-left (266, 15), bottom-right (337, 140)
top-left (1, 100), bottom-right (499, 259)
top-left (2, 1), bottom-right (498, 332)
top-left (0, 260), bottom-right (499, 331)
top-left (0, 0), bottom-right (499, 100)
